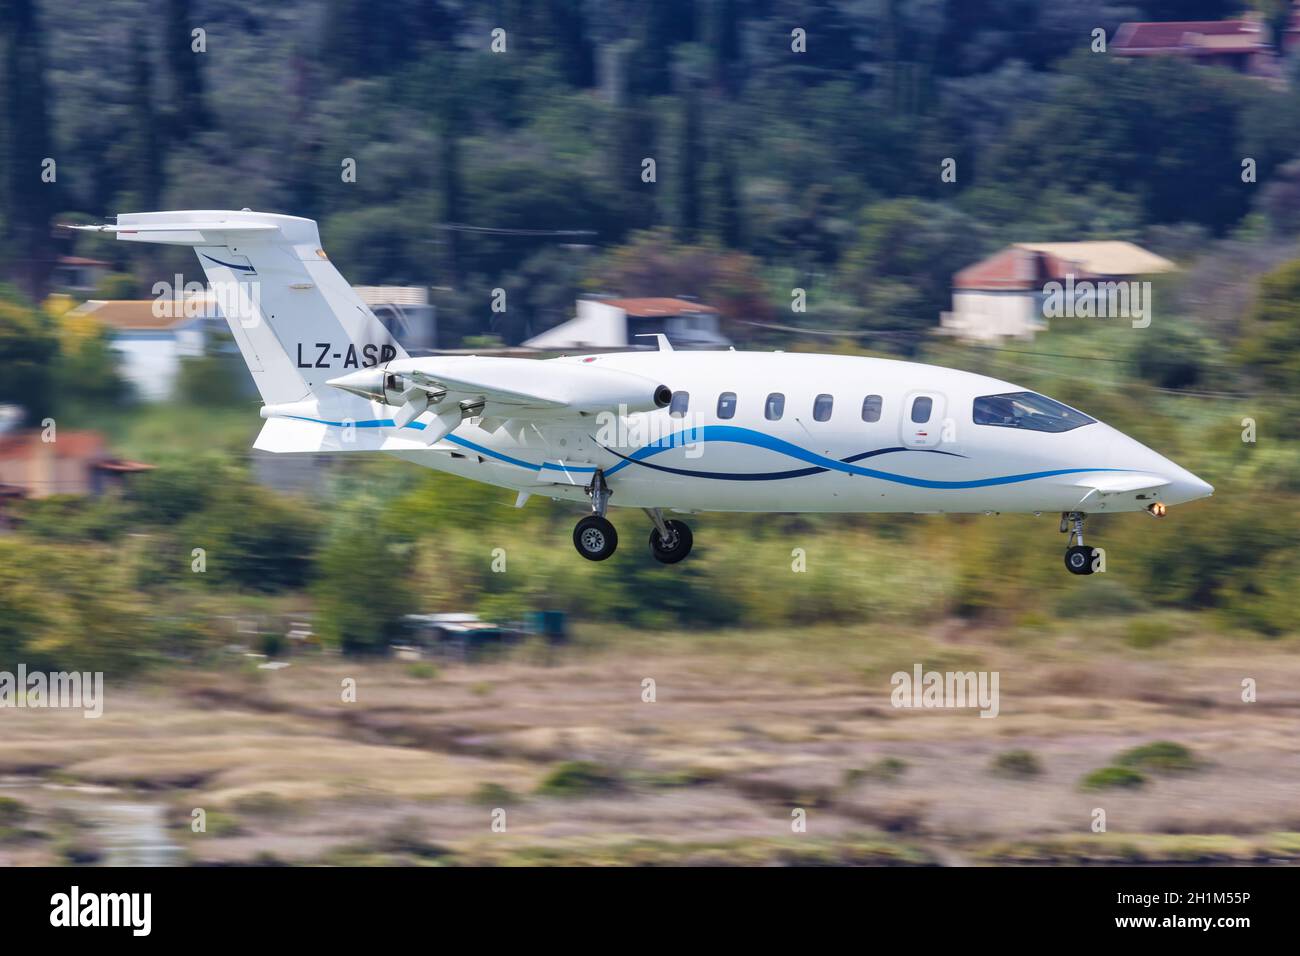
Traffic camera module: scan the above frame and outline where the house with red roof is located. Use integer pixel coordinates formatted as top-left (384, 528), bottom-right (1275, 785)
top-left (0, 409), bottom-right (151, 503)
top-left (1112, 13), bottom-right (1281, 77)
top-left (939, 242), bottom-right (1177, 342)
top-left (524, 296), bottom-right (731, 350)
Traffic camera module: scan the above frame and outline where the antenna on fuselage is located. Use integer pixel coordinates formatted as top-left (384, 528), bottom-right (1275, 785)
top-left (632, 333), bottom-right (673, 352)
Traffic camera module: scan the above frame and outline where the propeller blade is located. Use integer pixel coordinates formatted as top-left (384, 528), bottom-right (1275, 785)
top-left (391, 391), bottom-right (429, 428)
top-left (418, 406), bottom-right (464, 445)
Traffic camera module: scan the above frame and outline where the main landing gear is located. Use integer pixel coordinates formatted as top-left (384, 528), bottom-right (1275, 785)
top-left (571, 470), bottom-right (694, 564)
top-left (1061, 511), bottom-right (1096, 575)
top-left (645, 507), bottom-right (693, 564)
top-left (573, 470), bottom-right (617, 561)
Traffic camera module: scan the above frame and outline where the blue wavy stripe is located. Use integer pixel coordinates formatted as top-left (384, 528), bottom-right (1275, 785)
top-left (282, 417), bottom-right (1126, 489)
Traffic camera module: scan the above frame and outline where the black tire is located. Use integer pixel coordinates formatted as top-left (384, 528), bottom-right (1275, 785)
top-left (574, 515), bottom-right (618, 561)
top-left (649, 519), bottom-right (693, 564)
top-left (1064, 544), bottom-right (1096, 575)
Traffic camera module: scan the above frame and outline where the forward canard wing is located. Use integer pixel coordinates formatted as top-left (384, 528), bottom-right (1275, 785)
top-left (1073, 472), bottom-right (1171, 495)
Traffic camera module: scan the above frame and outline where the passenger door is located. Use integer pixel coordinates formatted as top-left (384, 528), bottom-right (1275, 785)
top-left (899, 391), bottom-right (946, 449)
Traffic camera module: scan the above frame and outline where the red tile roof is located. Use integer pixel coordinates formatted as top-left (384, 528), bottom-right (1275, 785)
top-left (57, 255), bottom-right (110, 267)
top-left (954, 242), bottom-right (1177, 291)
top-left (71, 298), bottom-right (212, 331)
top-left (601, 297), bottom-right (719, 317)
top-left (0, 429), bottom-right (106, 462)
top-left (1113, 18), bottom-right (1265, 55)
top-left (953, 248), bottom-right (1076, 291)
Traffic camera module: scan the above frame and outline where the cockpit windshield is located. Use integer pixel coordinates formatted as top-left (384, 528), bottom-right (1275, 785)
top-left (972, 391), bottom-right (1095, 433)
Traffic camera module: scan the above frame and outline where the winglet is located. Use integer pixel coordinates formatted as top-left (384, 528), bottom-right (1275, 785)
top-left (633, 333), bottom-right (674, 352)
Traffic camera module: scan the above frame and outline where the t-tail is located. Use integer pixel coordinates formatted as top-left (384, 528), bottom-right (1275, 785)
top-left (68, 210), bottom-right (406, 452)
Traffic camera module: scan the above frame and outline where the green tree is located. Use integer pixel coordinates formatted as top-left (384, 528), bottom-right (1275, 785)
top-left (981, 54), bottom-right (1252, 234)
top-left (0, 537), bottom-right (159, 674)
top-left (836, 198), bottom-right (992, 340)
top-left (547, 0), bottom-right (596, 88)
top-left (53, 317), bottom-right (128, 405)
top-left (122, 31), bottom-right (163, 211)
top-left (0, 286), bottom-right (58, 423)
top-left (708, 139), bottom-right (744, 248)
top-left (675, 89), bottom-right (702, 242)
top-left (1, 0), bottom-right (57, 298)
top-left (313, 497), bottom-right (415, 654)
top-left (165, 0), bottom-right (211, 136)
top-left (1234, 258), bottom-right (1300, 391)
top-left (179, 473), bottom-right (319, 592)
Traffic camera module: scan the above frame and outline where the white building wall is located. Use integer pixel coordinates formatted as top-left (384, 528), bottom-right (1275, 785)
top-left (941, 291), bottom-right (1045, 341)
top-left (524, 300), bottom-right (628, 349)
top-left (111, 335), bottom-right (183, 401)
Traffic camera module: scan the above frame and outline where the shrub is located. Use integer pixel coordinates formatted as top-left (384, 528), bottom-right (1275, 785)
top-left (0, 796), bottom-right (27, 827)
top-left (844, 757), bottom-right (908, 786)
top-left (1124, 618), bottom-right (1175, 649)
top-left (536, 761), bottom-right (622, 798)
top-left (1080, 766), bottom-right (1146, 791)
top-left (472, 783), bottom-right (517, 806)
top-left (1117, 741), bottom-right (1199, 773)
top-left (990, 750), bottom-right (1042, 777)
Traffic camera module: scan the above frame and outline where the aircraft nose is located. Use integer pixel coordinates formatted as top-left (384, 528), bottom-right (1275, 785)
top-left (1165, 468), bottom-right (1213, 504)
top-left (1099, 425), bottom-right (1212, 505)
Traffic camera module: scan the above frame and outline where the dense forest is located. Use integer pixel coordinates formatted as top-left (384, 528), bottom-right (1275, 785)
top-left (1, 0), bottom-right (1298, 345)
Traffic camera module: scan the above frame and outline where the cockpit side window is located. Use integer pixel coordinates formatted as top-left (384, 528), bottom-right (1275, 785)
top-left (973, 391), bottom-right (1095, 433)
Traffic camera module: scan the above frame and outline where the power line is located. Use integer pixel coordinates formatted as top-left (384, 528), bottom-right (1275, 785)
top-left (431, 223), bottom-right (599, 238)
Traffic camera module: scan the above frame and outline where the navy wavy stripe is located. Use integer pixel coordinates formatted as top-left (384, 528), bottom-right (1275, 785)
top-left (601, 443), bottom-right (826, 481)
top-left (201, 253), bottom-right (257, 273)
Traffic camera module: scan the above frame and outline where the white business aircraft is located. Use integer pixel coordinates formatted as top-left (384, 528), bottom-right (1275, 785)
top-left (71, 211), bottom-right (1213, 573)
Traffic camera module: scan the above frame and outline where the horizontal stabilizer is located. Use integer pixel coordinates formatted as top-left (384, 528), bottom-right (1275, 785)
top-left (254, 417), bottom-right (431, 454)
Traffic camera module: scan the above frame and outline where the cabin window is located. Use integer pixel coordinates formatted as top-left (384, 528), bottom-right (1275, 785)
top-left (669, 390), bottom-right (690, 418)
top-left (973, 391), bottom-right (1095, 433)
top-left (813, 394), bottom-right (834, 422)
top-left (861, 394), bottom-right (882, 423)
top-left (717, 392), bottom-right (737, 419)
top-left (911, 396), bottom-right (933, 423)
top-left (765, 393), bottom-right (785, 421)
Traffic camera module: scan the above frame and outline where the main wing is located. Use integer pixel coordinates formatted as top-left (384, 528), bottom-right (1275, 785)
top-left (325, 355), bottom-right (672, 444)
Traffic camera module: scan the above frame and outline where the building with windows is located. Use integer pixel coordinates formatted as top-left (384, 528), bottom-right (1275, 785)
top-left (524, 297), bottom-right (731, 350)
top-left (0, 408), bottom-right (151, 501)
top-left (939, 241), bottom-right (1177, 342)
top-left (52, 255), bottom-right (111, 292)
top-left (1112, 14), bottom-right (1279, 76)
top-left (69, 297), bottom-right (216, 400)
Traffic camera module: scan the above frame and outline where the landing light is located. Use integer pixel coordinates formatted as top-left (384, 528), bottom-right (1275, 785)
top-left (1147, 502), bottom-right (1167, 518)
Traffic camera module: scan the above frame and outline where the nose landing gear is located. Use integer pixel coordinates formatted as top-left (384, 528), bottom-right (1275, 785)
top-left (1061, 511), bottom-right (1097, 575)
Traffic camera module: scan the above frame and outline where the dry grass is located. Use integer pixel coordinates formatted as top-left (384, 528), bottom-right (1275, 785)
top-left (3, 622), bottom-right (1299, 865)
